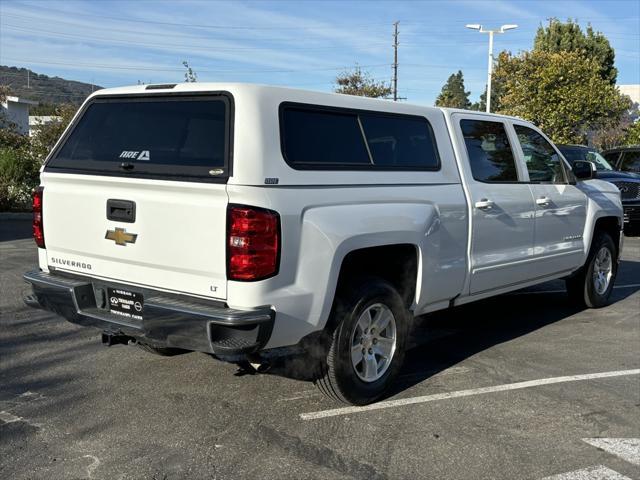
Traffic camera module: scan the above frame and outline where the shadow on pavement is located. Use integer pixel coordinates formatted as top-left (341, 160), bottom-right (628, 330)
top-left (0, 219), bottom-right (32, 242)
top-left (266, 259), bottom-right (640, 395)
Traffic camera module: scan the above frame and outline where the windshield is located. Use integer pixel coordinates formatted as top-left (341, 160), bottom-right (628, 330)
top-left (47, 95), bottom-right (231, 181)
top-left (559, 147), bottom-right (614, 171)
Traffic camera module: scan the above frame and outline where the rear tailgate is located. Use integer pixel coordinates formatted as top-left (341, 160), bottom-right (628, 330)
top-left (41, 93), bottom-right (232, 300)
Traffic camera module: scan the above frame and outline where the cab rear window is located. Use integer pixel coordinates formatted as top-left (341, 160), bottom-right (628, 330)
top-left (47, 95), bottom-right (231, 181)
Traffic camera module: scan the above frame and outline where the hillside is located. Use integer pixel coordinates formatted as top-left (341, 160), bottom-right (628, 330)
top-left (0, 65), bottom-right (102, 112)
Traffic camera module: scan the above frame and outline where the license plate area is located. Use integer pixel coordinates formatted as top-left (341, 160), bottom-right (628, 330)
top-left (107, 288), bottom-right (144, 321)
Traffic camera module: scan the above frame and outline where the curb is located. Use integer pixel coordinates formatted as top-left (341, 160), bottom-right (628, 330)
top-left (0, 212), bottom-right (32, 220)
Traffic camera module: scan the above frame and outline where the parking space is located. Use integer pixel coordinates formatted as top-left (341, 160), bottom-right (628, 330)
top-left (1, 220), bottom-right (638, 480)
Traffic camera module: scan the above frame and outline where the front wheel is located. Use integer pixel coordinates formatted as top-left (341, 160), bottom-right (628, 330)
top-left (566, 231), bottom-right (618, 308)
top-left (314, 277), bottom-right (410, 405)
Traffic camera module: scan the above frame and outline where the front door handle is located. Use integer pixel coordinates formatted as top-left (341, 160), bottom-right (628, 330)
top-left (536, 196), bottom-right (551, 207)
top-left (475, 199), bottom-right (494, 210)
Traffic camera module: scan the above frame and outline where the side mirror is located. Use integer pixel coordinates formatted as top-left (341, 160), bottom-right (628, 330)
top-left (572, 160), bottom-right (595, 180)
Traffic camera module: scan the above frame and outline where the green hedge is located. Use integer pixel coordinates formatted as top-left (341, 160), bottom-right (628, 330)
top-left (0, 147), bottom-right (41, 211)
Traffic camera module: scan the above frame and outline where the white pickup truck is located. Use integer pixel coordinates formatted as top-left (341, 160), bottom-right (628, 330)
top-left (24, 83), bottom-right (623, 405)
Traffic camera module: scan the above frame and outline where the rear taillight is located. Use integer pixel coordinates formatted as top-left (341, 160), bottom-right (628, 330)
top-left (227, 205), bottom-right (280, 281)
top-left (33, 187), bottom-right (45, 248)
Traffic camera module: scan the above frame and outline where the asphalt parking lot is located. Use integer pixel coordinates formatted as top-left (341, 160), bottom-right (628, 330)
top-left (1, 219), bottom-right (639, 480)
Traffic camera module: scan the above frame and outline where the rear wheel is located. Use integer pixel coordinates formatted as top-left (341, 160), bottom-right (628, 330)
top-left (314, 277), bottom-right (410, 405)
top-left (566, 231), bottom-right (617, 308)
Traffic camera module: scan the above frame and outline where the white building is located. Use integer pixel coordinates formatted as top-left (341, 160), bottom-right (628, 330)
top-left (1, 96), bottom-right (39, 135)
top-left (29, 115), bottom-right (62, 137)
top-left (619, 84), bottom-right (640, 106)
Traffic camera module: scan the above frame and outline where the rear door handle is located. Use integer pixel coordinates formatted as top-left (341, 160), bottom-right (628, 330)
top-left (474, 199), bottom-right (494, 210)
top-left (536, 196), bottom-right (551, 207)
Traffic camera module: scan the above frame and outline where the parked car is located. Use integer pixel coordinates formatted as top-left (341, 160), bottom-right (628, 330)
top-left (602, 145), bottom-right (640, 174)
top-left (24, 84), bottom-right (623, 405)
top-left (558, 144), bottom-right (640, 235)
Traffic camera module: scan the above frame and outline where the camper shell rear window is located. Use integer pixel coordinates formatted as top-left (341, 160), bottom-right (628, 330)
top-left (46, 93), bottom-right (233, 182)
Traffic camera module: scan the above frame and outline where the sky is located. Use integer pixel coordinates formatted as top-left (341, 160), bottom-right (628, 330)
top-left (0, 0), bottom-right (638, 105)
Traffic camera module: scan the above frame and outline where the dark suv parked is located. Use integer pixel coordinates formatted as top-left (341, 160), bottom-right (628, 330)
top-left (602, 145), bottom-right (640, 174)
top-left (558, 144), bottom-right (640, 235)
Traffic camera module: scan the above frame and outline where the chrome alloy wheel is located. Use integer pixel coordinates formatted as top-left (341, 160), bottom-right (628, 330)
top-left (350, 303), bottom-right (397, 383)
top-left (592, 246), bottom-right (613, 295)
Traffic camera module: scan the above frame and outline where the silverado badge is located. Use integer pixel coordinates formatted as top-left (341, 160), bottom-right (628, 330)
top-left (105, 227), bottom-right (138, 246)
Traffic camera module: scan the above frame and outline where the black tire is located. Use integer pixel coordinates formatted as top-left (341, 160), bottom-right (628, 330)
top-left (314, 277), bottom-right (410, 405)
top-left (137, 343), bottom-right (183, 356)
top-left (566, 231), bottom-right (618, 308)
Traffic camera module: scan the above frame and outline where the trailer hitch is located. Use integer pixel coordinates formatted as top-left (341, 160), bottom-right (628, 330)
top-left (101, 332), bottom-right (134, 347)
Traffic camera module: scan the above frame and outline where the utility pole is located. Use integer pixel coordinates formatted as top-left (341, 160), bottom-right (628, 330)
top-left (392, 21), bottom-right (399, 101)
top-left (465, 24), bottom-right (518, 113)
top-left (27, 69), bottom-right (30, 89)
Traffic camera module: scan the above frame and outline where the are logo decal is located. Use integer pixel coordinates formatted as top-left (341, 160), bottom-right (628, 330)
top-left (119, 150), bottom-right (151, 161)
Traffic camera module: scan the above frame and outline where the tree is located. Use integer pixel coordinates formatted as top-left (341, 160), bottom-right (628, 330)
top-left (182, 61), bottom-right (198, 83)
top-left (591, 99), bottom-right (639, 150)
top-left (435, 70), bottom-right (471, 109)
top-left (494, 50), bottom-right (631, 144)
top-left (0, 100), bottom-right (76, 211)
top-left (30, 103), bottom-right (77, 163)
top-left (334, 66), bottom-right (392, 98)
top-left (533, 18), bottom-right (617, 84)
top-left (623, 121), bottom-right (640, 146)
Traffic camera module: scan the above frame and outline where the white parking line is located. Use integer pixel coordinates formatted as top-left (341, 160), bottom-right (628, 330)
top-left (299, 369), bottom-right (640, 420)
top-left (541, 465), bottom-right (631, 480)
top-left (509, 283), bottom-right (640, 295)
top-left (582, 438), bottom-right (640, 467)
top-left (0, 411), bottom-right (23, 423)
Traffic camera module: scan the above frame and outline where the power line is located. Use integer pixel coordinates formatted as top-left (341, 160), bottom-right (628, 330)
top-left (0, 23), bottom-right (394, 52)
top-left (5, 4), bottom-right (395, 31)
top-left (8, 4), bottom-right (640, 31)
top-left (0, 58), bottom-right (392, 75)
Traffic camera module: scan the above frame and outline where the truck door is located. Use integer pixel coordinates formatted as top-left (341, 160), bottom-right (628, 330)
top-left (453, 114), bottom-right (536, 294)
top-left (511, 123), bottom-right (587, 276)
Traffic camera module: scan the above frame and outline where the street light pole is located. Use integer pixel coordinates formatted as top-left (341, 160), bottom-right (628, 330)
top-left (465, 24), bottom-right (518, 113)
top-left (486, 30), bottom-right (494, 113)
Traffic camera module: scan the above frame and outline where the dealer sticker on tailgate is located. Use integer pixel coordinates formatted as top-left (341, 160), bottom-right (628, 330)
top-left (108, 288), bottom-right (143, 321)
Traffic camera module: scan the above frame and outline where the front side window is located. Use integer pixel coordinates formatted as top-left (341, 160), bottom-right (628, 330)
top-left (585, 151), bottom-right (615, 171)
top-left (620, 151), bottom-right (640, 173)
top-left (514, 125), bottom-right (566, 183)
top-left (280, 104), bottom-right (440, 170)
top-left (559, 147), bottom-right (614, 171)
top-left (460, 119), bottom-right (518, 182)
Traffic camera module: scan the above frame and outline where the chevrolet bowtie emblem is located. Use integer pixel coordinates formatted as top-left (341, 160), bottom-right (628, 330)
top-left (105, 227), bottom-right (137, 246)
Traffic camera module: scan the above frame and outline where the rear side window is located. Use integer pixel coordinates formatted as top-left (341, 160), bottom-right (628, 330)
top-left (460, 119), bottom-right (518, 182)
top-left (280, 104), bottom-right (440, 170)
top-left (280, 108), bottom-right (370, 166)
top-left (602, 151), bottom-right (620, 165)
top-left (360, 114), bottom-right (439, 168)
top-left (48, 95), bottom-right (231, 181)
